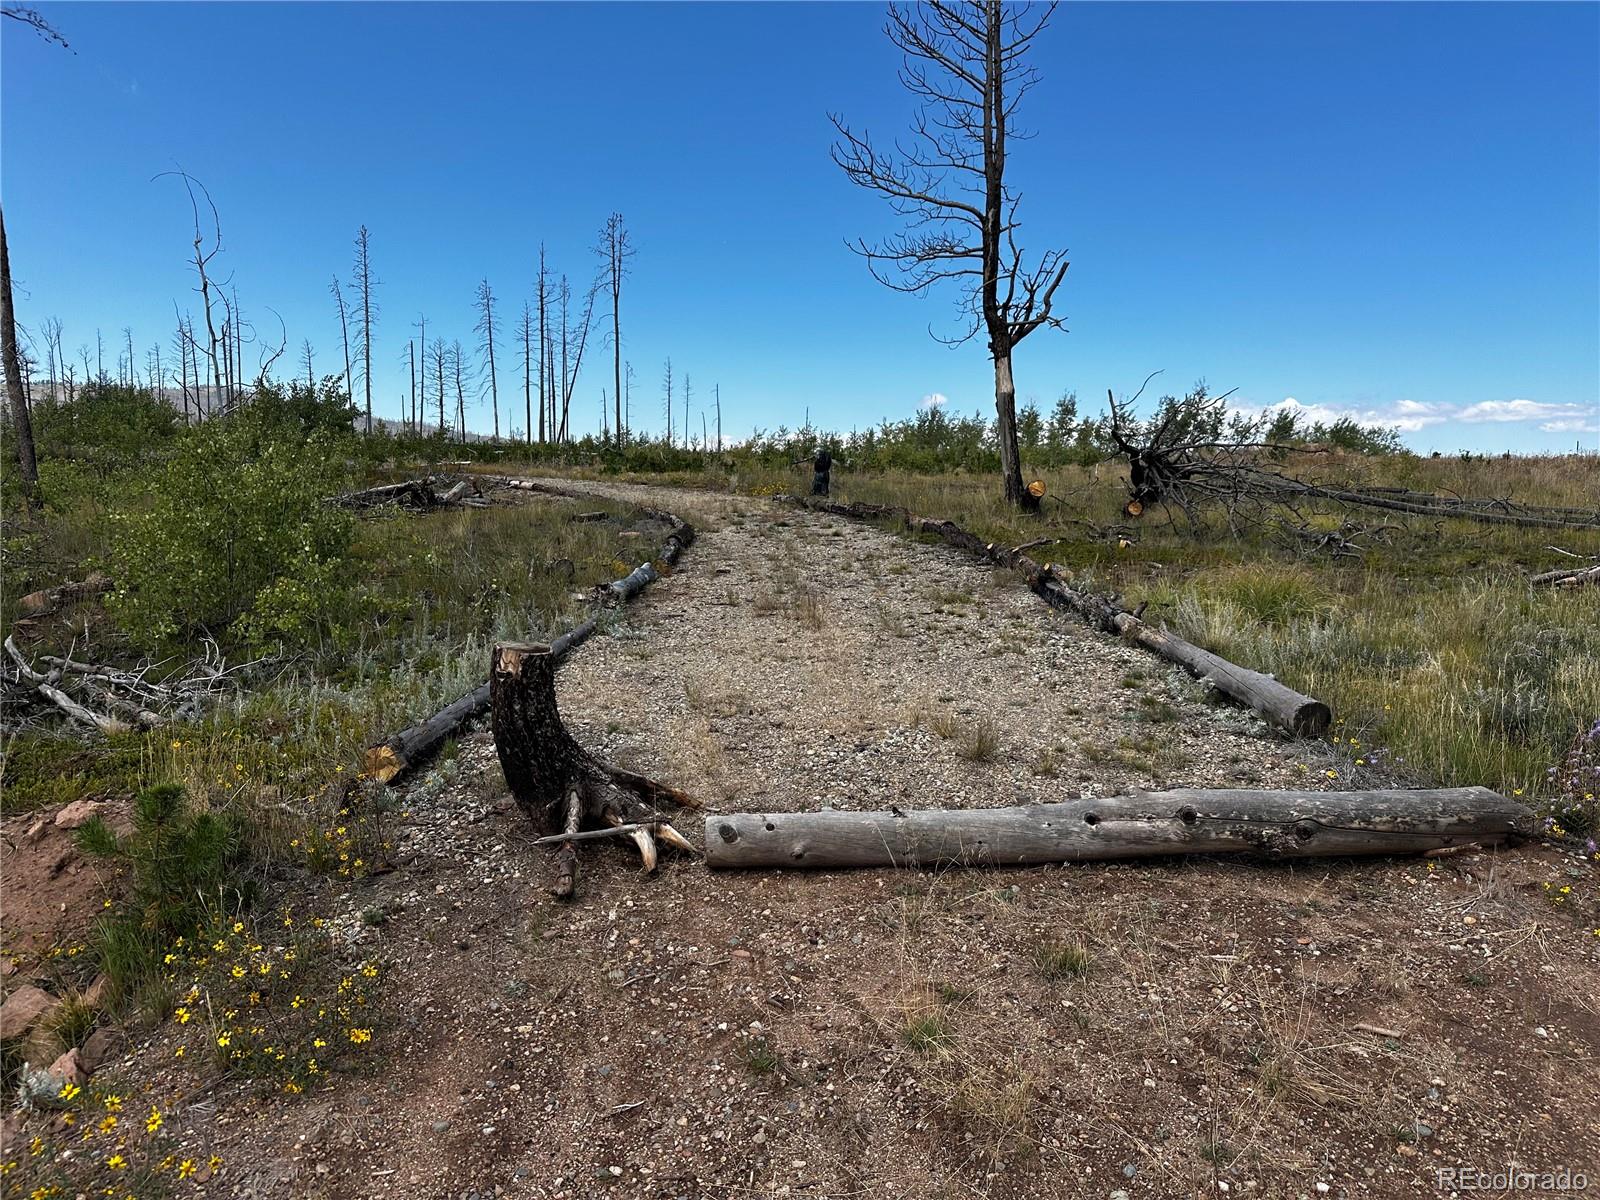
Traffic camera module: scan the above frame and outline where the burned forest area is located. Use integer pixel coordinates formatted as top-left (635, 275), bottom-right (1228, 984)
top-left (3, 3), bottom-right (1598, 1200)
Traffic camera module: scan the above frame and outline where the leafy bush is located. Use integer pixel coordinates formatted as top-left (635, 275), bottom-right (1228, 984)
top-left (108, 415), bottom-right (356, 649)
top-left (28, 381), bottom-right (180, 468)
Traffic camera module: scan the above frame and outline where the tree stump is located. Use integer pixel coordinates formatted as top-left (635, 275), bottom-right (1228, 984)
top-left (490, 642), bottom-right (695, 899)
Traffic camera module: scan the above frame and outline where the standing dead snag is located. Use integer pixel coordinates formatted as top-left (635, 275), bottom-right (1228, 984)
top-left (490, 643), bottom-right (696, 899)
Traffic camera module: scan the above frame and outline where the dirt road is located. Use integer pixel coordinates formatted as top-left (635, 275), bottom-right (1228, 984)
top-left (107, 483), bottom-right (1600, 1198)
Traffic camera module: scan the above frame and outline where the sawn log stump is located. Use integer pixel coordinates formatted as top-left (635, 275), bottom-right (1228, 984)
top-left (491, 641), bottom-right (696, 899)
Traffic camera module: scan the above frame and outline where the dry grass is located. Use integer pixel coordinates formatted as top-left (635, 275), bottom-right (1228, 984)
top-left (724, 455), bottom-right (1600, 818)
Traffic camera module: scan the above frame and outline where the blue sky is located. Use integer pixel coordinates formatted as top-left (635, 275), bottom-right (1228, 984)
top-left (4, 1), bottom-right (1596, 451)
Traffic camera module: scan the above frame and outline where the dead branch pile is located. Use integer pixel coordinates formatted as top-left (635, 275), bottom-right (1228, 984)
top-left (1100, 381), bottom-right (1600, 533)
top-left (330, 476), bottom-right (487, 511)
top-left (3, 634), bottom-right (248, 735)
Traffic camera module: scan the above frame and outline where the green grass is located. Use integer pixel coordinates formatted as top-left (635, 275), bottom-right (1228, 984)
top-left (1032, 937), bottom-right (1093, 981)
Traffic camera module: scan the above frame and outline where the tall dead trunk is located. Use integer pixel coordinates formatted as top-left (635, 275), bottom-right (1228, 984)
top-left (993, 347), bottom-right (1035, 510)
top-left (0, 204), bottom-right (40, 505)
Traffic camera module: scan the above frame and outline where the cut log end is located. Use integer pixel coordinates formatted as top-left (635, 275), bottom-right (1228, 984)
top-left (1293, 701), bottom-right (1333, 738)
top-left (364, 745), bottom-right (403, 785)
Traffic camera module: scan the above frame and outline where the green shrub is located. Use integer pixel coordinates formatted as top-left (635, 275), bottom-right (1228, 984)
top-left (108, 416), bottom-right (356, 650)
top-left (75, 783), bottom-right (250, 1004)
top-left (29, 381), bottom-right (180, 468)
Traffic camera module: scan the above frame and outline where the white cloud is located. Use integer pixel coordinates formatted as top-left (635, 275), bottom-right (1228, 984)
top-left (920, 392), bottom-right (948, 410)
top-left (1458, 398), bottom-right (1572, 423)
top-left (1259, 396), bottom-right (1444, 433)
top-left (1250, 395), bottom-right (1594, 438)
top-left (1540, 415), bottom-right (1598, 434)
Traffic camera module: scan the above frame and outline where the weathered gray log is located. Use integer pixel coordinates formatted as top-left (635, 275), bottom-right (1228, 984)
top-left (782, 495), bottom-right (1330, 737)
top-left (491, 642), bottom-right (695, 897)
top-left (1033, 577), bottom-right (1331, 736)
top-left (704, 788), bottom-right (1530, 870)
top-left (1531, 563), bottom-right (1600, 588)
top-left (437, 479), bottom-right (474, 505)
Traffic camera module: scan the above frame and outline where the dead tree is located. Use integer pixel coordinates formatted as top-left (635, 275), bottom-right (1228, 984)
top-left (0, 202), bottom-right (39, 505)
top-left (331, 276), bottom-right (353, 401)
top-left (662, 357), bottom-right (673, 448)
top-left (597, 212), bottom-right (634, 446)
top-left (714, 382), bottom-right (722, 452)
top-left (556, 275), bottom-right (597, 443)
top-left (451, 339), bottom-right (468, 443)
top-left (832, 1), bottom-right (1069, 511)
top-left (430, 337), bottom-right (447, 435)
top-left (519, 301), bottom-right (534, 446)
top-left (475, 279), bottom-right (500, 441)
top-left (492, 642), bottom-right (696, 897)
top-left (158, 172), bottom-right (225, 414)
top-left (537, 248), bottom-right (550, 443)
top-left (353, 225), bottom-right (376, 434)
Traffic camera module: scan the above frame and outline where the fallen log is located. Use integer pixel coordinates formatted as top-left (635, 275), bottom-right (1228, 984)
top-left (332, 478), bottom-right (439, 510)
top-left (1531, 563), bottom-right (1600, 589)
top-left (782, 495), bottom-right (1330, 737)
top-left (1031, 576), bottom-right (1331, 736)
top-left (703, 787), bottom-right (1530, 870)
top-left (15, 572), bottom-right (113, 618)
top-left (492, 642), bottom-right (695, 898)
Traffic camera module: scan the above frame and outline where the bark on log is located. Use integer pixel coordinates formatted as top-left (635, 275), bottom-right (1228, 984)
top-left (704, 788), bottom-right (1530, 870)
top-left (491, 641), bottom-right (695, 897)
top-left (1531, 564), bottom-right (1600, 588)
top-left (783, 495), bottom-right (1330, 737)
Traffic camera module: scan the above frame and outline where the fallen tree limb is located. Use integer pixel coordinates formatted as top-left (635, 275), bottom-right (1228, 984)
top-left (703, 787), bottom-right (1530, 870)
top-left (782, 495), bottom-right (1330, 736)
top-left (493, 642), bottom-right (695, 898)
top-left (1531, 563), bottom-right (1600, 589)
top-left (363, 482), bottom-right (694, 784)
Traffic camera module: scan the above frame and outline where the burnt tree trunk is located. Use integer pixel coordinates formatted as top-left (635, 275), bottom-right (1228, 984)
top-left (705, 788), bottom-right (1531, 870)
top-left (491, 642), bottom-right (695, 897)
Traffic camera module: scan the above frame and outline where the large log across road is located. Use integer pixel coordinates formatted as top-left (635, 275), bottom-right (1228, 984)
top-left (782, 495), bottom-right (1330, 737)
top-left (704, 788), bottom-right (1531, 870)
